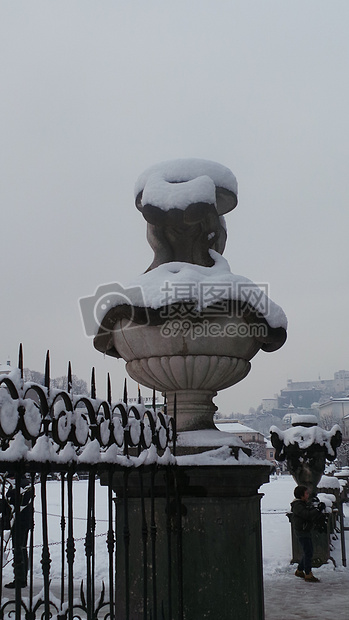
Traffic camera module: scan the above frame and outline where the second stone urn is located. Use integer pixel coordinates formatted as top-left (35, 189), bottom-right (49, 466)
top-left (270, 415), bottom-right (342, 495)
top-left (94, 159), bottom-right (287, 432)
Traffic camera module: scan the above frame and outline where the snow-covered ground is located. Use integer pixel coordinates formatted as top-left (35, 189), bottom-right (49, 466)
top-left (1, 474), bottom-right (348, 618)
top-left (262, 474), bottom-right (349, 620)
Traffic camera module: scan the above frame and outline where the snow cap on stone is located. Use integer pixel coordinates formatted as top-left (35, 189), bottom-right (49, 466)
top-left (135, 158), bottom-right (238, 213)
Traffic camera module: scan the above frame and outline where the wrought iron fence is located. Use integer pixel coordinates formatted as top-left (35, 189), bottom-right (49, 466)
top-left (0, 346), bottom-right (179, 620)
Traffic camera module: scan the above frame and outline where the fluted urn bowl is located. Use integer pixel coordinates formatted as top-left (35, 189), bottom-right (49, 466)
top-left (112, 314), bottom-right (262, 431)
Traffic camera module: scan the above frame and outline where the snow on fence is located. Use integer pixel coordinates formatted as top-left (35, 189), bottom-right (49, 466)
top-left (0, 346), bottom-right (179, 620)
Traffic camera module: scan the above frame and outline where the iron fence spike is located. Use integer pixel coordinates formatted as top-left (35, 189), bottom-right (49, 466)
top-left (107, 373), bottom-right (112, 405)
top-left (67, 361), bottom-right (72, 393)
top-left (44, 350), bottom-right (50, 394)
top-left (123, 378), bottom-right (128, 406)
top-left (91, 367), bottom-right (96, 399)
top-left (18, 343), bottom-right (23, 379)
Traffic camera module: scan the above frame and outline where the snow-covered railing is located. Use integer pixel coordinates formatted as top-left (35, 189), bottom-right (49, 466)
top-left (0, 346), bottom-right (175, 464)
top-left (0, 348), bottom-right (179, 619)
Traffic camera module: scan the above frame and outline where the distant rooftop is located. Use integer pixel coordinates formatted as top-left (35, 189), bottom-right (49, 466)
top-left (0, 360), bottom-right (12, 374)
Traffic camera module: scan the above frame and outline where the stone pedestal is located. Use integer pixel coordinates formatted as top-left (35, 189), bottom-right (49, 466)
top-left (114, 464), bottom-right (270, 620)
top-left (166, 389), bottom-right (217, 430)
top-left (288, 514), bottom-right (331, 567)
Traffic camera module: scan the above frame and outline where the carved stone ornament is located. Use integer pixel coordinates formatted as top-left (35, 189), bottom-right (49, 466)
top-left (270, 416), bottom-right (342, 495)
top-left (94, 159), bottom-right (287, 432)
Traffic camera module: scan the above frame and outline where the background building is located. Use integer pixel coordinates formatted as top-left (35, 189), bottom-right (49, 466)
top-left (319, 398), bottom-right (349, 436)
top-left (0, 360), bottom-right (12, 375)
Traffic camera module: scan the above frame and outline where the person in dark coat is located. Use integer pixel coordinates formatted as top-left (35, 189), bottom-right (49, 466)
top-left (4, 476), bottom-right (33, 589)
top-left (291, 485), bottom-right (324, 583)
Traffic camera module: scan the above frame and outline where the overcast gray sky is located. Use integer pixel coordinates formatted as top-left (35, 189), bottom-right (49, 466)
top-left (1, 1), bottom-right (348, 414)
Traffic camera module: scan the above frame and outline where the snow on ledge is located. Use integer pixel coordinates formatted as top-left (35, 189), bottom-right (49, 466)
top-left (0, 433), bottom-right (269, 467)
top-left (176, 445), bottom-right (271, 466)
top-left (177, 428), bottom-right (246, 448)
top-left (318, 475), bottom-right (341, 490)
top-left (334, 466), bottom-right (349, 478)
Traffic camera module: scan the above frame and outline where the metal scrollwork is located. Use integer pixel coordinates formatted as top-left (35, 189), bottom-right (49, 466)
top-left (0, 362), bottom-right (176, 460)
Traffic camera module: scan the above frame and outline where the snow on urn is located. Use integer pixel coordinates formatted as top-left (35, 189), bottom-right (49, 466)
top-left (270, 415), bottom-right (342, 495)
top-left (94, 159), bottom-right (287, 431)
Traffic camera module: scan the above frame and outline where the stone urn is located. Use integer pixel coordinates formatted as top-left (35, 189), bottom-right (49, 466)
top-left (270, 415), bottom-right (342, 568)
top-left (96, 304), bottom-right (285, 431)
top-left (270, 415), bottom-right (342, 495)
top-left (94, 159), bottom-right (287, 433)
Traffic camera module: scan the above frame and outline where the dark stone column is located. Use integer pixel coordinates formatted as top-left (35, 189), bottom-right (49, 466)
top-left (113, 464), bottom-right (270, 620)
